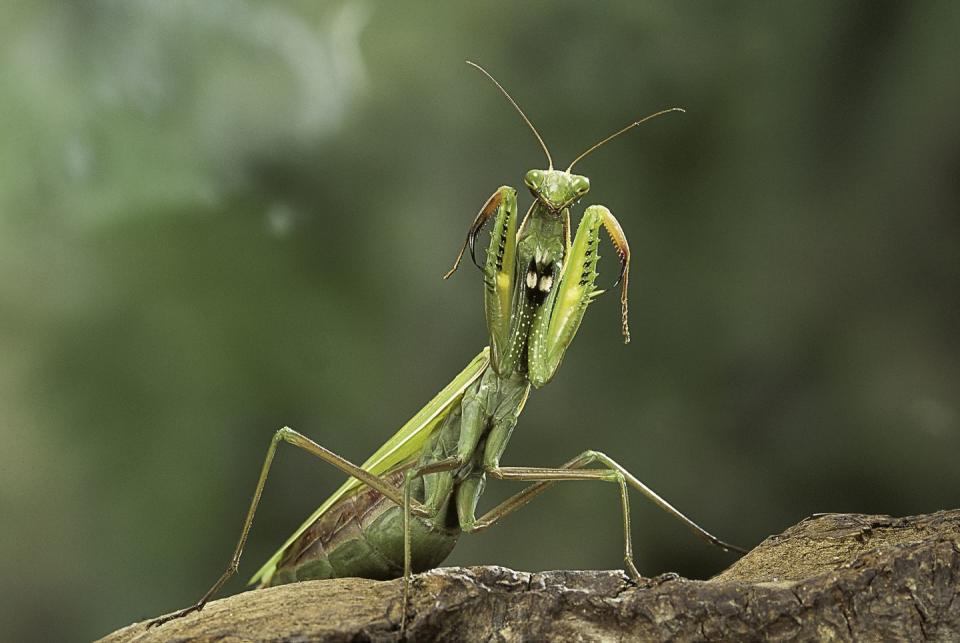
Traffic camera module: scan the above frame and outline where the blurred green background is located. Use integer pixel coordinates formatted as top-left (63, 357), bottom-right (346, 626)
top-left (2, 1), bottom-right (958, 640)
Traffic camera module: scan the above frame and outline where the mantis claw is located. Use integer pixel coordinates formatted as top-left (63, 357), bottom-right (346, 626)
top-left (444, 187), bottom-right (514, 280)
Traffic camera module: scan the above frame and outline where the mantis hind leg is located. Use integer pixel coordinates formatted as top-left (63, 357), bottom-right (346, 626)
top-left (148, 426), bottom-right (430, 628)
top-left (463, 451), bottom-right (745, 581)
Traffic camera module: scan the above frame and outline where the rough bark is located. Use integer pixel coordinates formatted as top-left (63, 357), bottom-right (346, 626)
top-left (100, 509), bottom-right (960, 642)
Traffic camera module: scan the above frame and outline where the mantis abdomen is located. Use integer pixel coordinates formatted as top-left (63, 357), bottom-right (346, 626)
top-left (266, 466), bottom-right (460, 585)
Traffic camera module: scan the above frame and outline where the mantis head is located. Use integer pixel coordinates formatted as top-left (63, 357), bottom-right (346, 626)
top-left (523, 169), bottom-right (590, 213)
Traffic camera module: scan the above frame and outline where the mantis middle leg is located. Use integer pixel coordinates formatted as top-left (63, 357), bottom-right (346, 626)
top-left (399, 456), bottom-right (469, 632)
top-left (459, 450), bottom-right (746, 581)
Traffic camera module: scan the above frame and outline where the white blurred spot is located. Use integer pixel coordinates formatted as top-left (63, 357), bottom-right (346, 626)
top-left (266, 202), bottom-right (298, 237)
top-left (64, 136), bottom-right (93, 182)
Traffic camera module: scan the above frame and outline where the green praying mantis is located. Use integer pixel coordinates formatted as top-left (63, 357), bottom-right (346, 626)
top-left (149, 62), bottom-right (745, 629)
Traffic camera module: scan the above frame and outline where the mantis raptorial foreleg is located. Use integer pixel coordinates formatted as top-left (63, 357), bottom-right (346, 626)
top-left (446, 185), bottom-right (519, 366)
top-left (148, 426), bottom-right (433, 628)
top-left (527, 205), bottom-right (632, 387)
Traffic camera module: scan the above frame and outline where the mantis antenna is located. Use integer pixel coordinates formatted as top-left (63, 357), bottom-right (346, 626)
top-left (567, 107), bottom-right (685, 172)
top-left (466, 60), bottom-right (554, 170)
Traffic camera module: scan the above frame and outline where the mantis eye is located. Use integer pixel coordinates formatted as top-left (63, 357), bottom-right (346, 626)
top-left (573, 176), bottom-right (590, 195)
top-left (524, 170), bottom-right (543, 190)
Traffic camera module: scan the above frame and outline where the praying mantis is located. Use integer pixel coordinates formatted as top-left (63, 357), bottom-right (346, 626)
top-left (149, 62), bottom-right (744, 629)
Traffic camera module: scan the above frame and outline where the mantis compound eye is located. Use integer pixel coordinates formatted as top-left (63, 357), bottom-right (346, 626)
top-left (572, 175), bottom-right (590, 195)
top-left (524, 170), bottom-right (543, 190)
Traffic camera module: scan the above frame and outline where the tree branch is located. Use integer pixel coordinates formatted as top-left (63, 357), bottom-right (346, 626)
top-left (100, 509), bottom-right (960, 641)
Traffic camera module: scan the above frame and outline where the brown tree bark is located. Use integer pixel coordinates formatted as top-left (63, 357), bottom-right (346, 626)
top-left (100, 509), bottom-right (960, 642)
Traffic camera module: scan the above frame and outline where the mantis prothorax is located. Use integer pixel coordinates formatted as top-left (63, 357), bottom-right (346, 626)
top-left (149, 61), bottom-right (744, 629)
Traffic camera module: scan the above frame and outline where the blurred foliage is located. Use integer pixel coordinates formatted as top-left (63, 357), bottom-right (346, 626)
top-left (1, 1), bottom-right (958, 640)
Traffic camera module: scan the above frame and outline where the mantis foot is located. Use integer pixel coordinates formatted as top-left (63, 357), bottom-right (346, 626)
top-left (146, 602), bottom-right (205, 628)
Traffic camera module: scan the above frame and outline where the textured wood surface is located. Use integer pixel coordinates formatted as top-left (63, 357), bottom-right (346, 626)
top-left (100, 509), bottom-right (960, 642)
